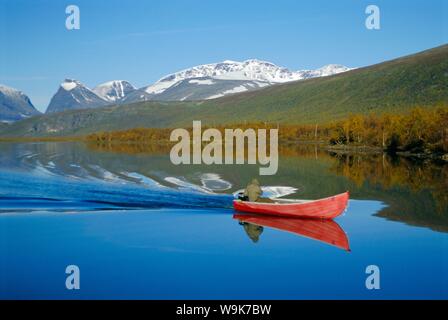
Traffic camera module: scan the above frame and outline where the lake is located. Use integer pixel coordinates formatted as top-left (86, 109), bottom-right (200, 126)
top-left (0, 141), bottom-right (447, 299)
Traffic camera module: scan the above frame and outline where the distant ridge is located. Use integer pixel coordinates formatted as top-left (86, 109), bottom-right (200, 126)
top-left (42, 60), bottom-right (351, 112)
top-left (1, 44), bottom-right (447, 137)
top-left (0, 84), bottom-right (40, 122)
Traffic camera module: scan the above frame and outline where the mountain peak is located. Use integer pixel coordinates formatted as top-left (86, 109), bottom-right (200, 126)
top-left (46, 79), bottom-right (107, 113)
top-left (61, 79), bottom-right (81, 91)
top-left (0, 83), bottom-right (21, 95)
top-left (313, 64), bottom-right (353, 76)
top-left (93, 80), bottom-right (136, 102)
top-left (222, 60), bottom-right (238, 64)
top-left (242, 59), bottom-right (278, 67)
top-left (0, 84), bottom-right (40, 122)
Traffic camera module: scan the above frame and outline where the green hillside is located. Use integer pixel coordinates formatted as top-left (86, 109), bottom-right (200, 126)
top-left (1, 44), bottom-right (447, 137)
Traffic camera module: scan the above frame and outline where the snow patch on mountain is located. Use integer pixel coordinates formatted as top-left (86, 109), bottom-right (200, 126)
top-left (189, 79), bottom-right (215, 85)
top-left (61, 81), bottom-right (77, 91)
top-left (93, 80), bottom-right (136, 102)
top-left (207, 85), bottom-right (249, 99)
top-left (145, 81), bottom-right (175, 95)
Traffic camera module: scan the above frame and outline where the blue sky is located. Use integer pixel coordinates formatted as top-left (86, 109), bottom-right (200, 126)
top-left (0, 0), bottom-right (447, 112)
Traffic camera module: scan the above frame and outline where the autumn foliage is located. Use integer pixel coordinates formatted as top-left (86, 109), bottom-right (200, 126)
top-left (86, 107), bottom-right (448, 155)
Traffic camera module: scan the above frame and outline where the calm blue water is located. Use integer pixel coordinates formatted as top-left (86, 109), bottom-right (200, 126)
top-left (0, 142), bottom-right (447, 299)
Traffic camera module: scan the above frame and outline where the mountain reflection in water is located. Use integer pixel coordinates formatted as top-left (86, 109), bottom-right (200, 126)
top-left (1, 141), bottom-right (448, 299)
top-left (0, 141), bottom-right (447, 233)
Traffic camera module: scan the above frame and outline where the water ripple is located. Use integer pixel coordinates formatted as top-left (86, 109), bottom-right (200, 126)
top-left (0, 170), bottom-right (234, 213)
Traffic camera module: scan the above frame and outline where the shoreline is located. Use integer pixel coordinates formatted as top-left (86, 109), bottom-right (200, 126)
top-left (1, 136), bottom-right (446, 162)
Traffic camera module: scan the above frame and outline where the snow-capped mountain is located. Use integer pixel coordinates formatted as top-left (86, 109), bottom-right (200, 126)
top-left (0, 84), bottom-right (40, 122)
top-left (43, 60), bottom-right (352, 113)
top-left (46, 79), bottom-right (109, 114)
top-left (142, 59), bottom-right (352, 97)
top-left (93, 80), bottom-right (136, 102)
top-left (297, 64), bottom-right (353, 78)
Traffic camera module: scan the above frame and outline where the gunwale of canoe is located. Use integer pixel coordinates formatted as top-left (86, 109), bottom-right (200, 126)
top-left (233, 191), bottom-right (349, 219)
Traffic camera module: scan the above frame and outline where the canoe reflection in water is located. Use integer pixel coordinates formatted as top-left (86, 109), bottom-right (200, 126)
top-left (234, 214), bottom-right (351, 251)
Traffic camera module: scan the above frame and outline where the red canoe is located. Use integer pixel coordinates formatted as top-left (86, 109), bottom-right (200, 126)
top-left (234, 214), bottom-right (350, 251)
top-left (233, 191), bottom-right (349, 219)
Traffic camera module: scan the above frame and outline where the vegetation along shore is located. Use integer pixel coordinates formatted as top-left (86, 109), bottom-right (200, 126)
top-left (83, 107), bottom-right (447, 160)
